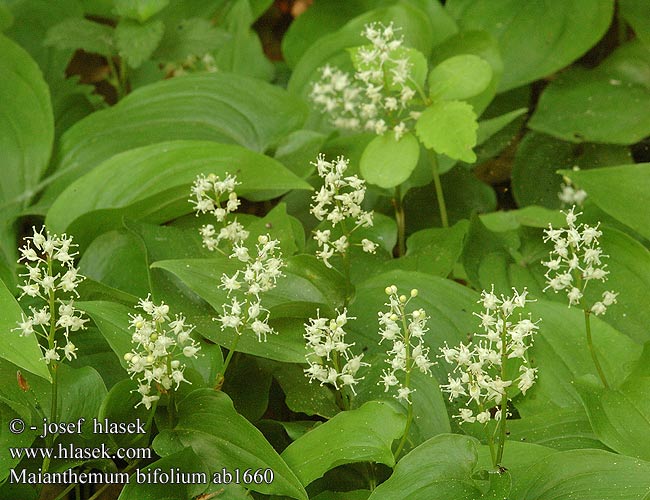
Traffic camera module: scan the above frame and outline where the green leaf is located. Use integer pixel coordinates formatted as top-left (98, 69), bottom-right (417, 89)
top-left (510, 448), bottom-right (650, 499)
top-left (153, 18), bottom-right (228, 62)
top-left (528, 41), bottom-right (650, 144)
top-left (620, 0), bottom-right (650, 47)
top-left (382, 221), bottom-right (469, 277)
top-left (360, 133), bottom-right (420, 188)
top-left (269, 362), bottom-right (339, 419)
top-left (153, 389), bottom-right (307, 499)
top-left (118, 447), bottom-right (208, 500)
top-left (368, 434), bottom-right (497, 499)
top-left (0, 280), bottom-right (50, 381)
top-left (97, 379), bottom-right (151, 449)
top-left (513, 132), bottom-right (632, 208)
top-left (506, 406), bottom-right (606, 451)
top-left (0, 397), bottom-right (35, 482)
top-left (0, 4), bottom-right (13, 31)
top-left (0, 34), bottom-right (53, 281)
top-left (212, 0), bottom-right (274, 81)
top-left (446, 0), bottom-right (614, 91)
top-left (46, 141), bottom-right (311, 247)
top-left (578, 343), bottom-right (650, 460)
top-left (113, 0), bottom-right (169, 22)
top-left (44, 18), bottom-right (115, 56)
top-left (151, 253), bottom-right (346, 363)
top-left (115, 19), bottom-right (164, 68)
top-left (281, 401), bottom-right (405, 486)
top-left (560, 163), bottom-right (650, 241)
top-left (517, 300), bottom-right (639, 414)
top-left (416, 101), bottom-right (478, 163)
top-left (43, 73), bottom-right (307, 203)
top-left (428, 54), bottom-right (492, 102)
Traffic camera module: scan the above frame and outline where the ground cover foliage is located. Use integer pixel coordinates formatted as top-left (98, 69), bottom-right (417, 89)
top-left (1, 0), bottom-right (650, 499)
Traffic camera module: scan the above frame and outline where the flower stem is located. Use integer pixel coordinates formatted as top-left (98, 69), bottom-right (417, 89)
top-left (495, 313), bottom-right (509, 466)
top-left (583, 310), bottom-right (610, 389)
top-left (394, 185), bottom-right (406, 257)
top-left (394, 304), bottom-right (413, 459)
top-left (43, 258), bottom-right (59, 474)
top-left (429, 151), bottom-right (449, 228)
top-left (215, 335), bottom-right (241, 390)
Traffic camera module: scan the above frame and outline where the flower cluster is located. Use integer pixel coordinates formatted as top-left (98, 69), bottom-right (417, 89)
top-left (542, 208), bottom-right (617, 315)
top-left (14, 227), bottom-right (88, 364)
top-left (440, 288), bottom-right (539, 424)
top-left (124, 296), bottom-right (201, 409)
top-left (216, 235), bottom-right (285, 342)
top-left (310, 154), bottom-right (378, 268)
top-left (164, 53), bottom-right (217, 78)
top-left (378, 286), bottom-right (433, 404)
top-left (558, 168), bottom-right (587, 207)
top-left (303, 309), bottom-right (368, 394)
top-left (190, 173), bottom-right (249, 251)
top-left (310, 22), bottom-right (419, 140)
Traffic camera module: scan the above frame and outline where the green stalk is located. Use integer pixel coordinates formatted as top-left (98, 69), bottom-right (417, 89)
top-left (495, 314), bottom-right (509, 466)
top-left (394, 303), bottom-right (413, 459)
top-left (43, 257), bottom-right (59, 474)
top-left (429, 151), bottom-right (449, 228)
top-left (584, 310), bottom-right (610, 389)
top-left (394, 185), bottom-right (406, 257)
top-left (215, 334), bottom-right (241, 390)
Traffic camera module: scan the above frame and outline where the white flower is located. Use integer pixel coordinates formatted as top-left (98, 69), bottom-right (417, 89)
top-left (309, 154), bottom-right (378, 266)
top-left (190, 173), bottom-right (248, 250)
top-left (303, 309), bottom-right (368, 395)
top-left (542, 207), bottom-right (616, 315)
top-left (310, 22), bottom-right (418, 136)
top-left (126, 296), bottom-right (200, 409)
top-left (441, 287), bottom-right (539, 424)
top-left (377, 286), bottom-right (433, 404)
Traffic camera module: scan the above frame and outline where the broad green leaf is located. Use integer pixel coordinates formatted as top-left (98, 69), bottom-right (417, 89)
top-left (404, 166), bottom-right (496, 231)
top-left (506, 406), bottom-right (606, 451)
top-left (360, 133), bottom-right (420, 188)
top-left (0, 397), bottom-right (35, 482)
top-left (97, 379), bottom-right (151, 449)
top-left (416, 101), bottom-right (478, 163)
top-left (46, 141), bottom-right (311, 247)
top-left (44, 18), bottom-right (115, 56)
top-left (153, 389), bottom-right (307, 499)
top-left (620, 0), bottom-right (650, 47)
top-left (529, 41), bottom-right (650, 144)
top-left (0, 4), bottom-right (13, 31)
top-left (382, 221), bottom-right (469, 277)
top-left (151, 253), bottom-right (346, 363)
top-left (578, 344), bottom-right (650, 460)
top-left (517, 300), bottom-right (639, 414)
top-left (212, 0), bottom-right (274, 81)
top-left (274, 130), bottom-right (327, 178)
top-left (114, 0), bottom-right (169, 22)
top-left (115, 19), bottom-right (164, 68)
top-left (510, 448), bottom-right (650, 499)
top-left (0, 34), bottom-right (53, 283)
top-left (0, 280), bottom-right (50, 381)
top-left (428, 54), bottom-right (492, 101)
top-left (347, 270), bottom-right (478, 385)
top-left (153, 18), bottom-right (228, 62)
top-left (118, 447), bottom-right (208, 500)
top-left (428, 30), bottom-right (503, 116)
top-left (313, 491), bottom-right (370, 500)
top-left (44, 73), bottom-right (307, 202)
top-left (281, 401), bottom-right (405, 486)
top-left (221, 354), bottom-right (271, 422)
top-left (513, 132), bottom-right (632, 208)
top-left (269, 363), bottom-right (339, 419)
top-left (368, 434), bottom-right (500, 500)
top-left (353, 355), bottom-right (451, 452)
top-left (446, 0), bottom-right (614, 91)
top-left (560, 163), bottom-right (650, 241)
